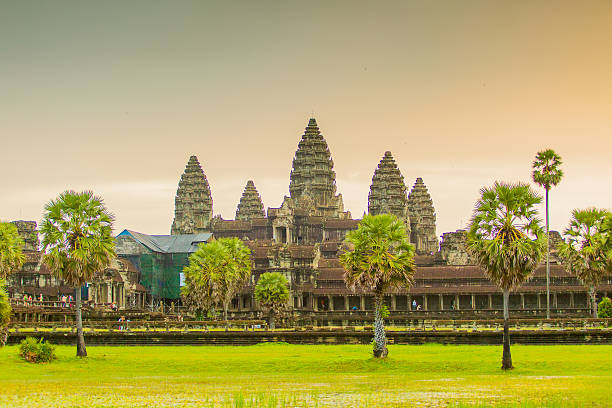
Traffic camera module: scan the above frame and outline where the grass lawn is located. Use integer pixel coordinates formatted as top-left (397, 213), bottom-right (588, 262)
top-left (1, 343), bottom-right (610, 407)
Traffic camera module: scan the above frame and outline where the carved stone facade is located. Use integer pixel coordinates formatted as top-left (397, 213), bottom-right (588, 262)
top-left (11, 220), bottom-right (39, 251)
top-left (437, 230), bottom-right (472, 266)
top-left (368, 151), bottom-right (411, 230)
top-left (235, 180), bottom-right (265, 221)
top-left (171, 155), bottom-right (213, 235)
top-left (407, 177), bottom-right (438, 255)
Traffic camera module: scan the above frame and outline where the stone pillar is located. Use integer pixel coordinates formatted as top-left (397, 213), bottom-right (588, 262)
top-left (471, 294), bottom-right (476, 310)
top-left (328, 295), bottom-right (334, 311)
top-left (439, 294), bottom-right (443, 310)
top-left (488, 294), bottom-right (492, 309)
top-left (360, 296), bottom-right (365, 311)
top-left (344, 296), bottom-right (349, 311)
top-left (520, 294), bottom-right (525, 309)
top-left (538, 293), bottom-right (541, 309)
top-left (391, 295), bottom-right (397, 311)
top-left (570, 292), bottom-right (574, 308)
top-left (407, 294), bottom-right (412, 311)
top-left (455, 295), bottom-right (460, 310)
top-left (423, 295), bottom-right (428, 311)
top-left (553, 292), bottom-right (558, 309)
top-left (314, 296), bottom-right (318, 311)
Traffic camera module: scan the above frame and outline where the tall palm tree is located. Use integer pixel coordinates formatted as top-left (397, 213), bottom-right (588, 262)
top-left (467, 182), bottom-right (544, 370)
top-left (254, 272), bottom-right (290, 329)
top-left (340, 214), bottom-right (416, 358)
top-left (40, 191), bottom-right (115, 357)
top-left (182, 237), bottom-right (251, 320)
top-left (557, 208), bottom-right (611, 318)
top-left (0, 279), bottom-right (11, 347)
top-left (0, 222), bottom-right (26, 279)
top-left (532, 149), bottom-right (563, 319)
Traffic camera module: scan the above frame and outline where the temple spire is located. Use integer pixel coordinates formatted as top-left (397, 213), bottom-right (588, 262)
top-left (286, 118), bottom-right (345, 217)
top-left (171, 155), bottom-right (213, 235)
top-left (368, 151), bottom-right (410, 228)
top-left (407, 177), bottom-right (438, 254)
top-left (235, 180), bottom-right (265, 221)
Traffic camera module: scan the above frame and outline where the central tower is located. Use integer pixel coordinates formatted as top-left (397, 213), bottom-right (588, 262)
top-left (285, 118), bottom-right (346, 218)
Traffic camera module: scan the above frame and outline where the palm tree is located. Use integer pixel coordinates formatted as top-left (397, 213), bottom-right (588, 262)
top-left (0, 222), bottom-right (26, 279)
top-left (40, 191), bottom-right (115, 357)
top-left (0, 280), bottom-right (11, 347)
top-left (182, 237), bottom-right (251, 320)
top-left (466, 182), bottom-right (544, 370)
top-left (339, 214), bottom-right (416, 358)
top-left (532, 149), bottom-right (563, 319)
top-left (254, 272), bottom-right (290, 329)
top-left (557, 208), bottom-right (611, 318)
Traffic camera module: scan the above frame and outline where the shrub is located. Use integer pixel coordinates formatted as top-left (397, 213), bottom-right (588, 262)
top-left (598, 297), bottom-right (612, 318)
top-left (19, 337), bottom-right (56, 363)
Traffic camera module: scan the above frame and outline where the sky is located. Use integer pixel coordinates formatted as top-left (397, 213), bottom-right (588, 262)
top-left (1, 1), bottom-right (611, 238)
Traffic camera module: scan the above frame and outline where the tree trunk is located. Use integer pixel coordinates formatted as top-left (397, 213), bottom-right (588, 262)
top-left (590, 286), bottom-right (598, 318)
top-left (75, 287), bottom-right (87, 357)
top-left (269, 311), bottom-right (275, 330)
top-left (502, 289), bottom-right (512, 370)
top-left (545, 188), bottom-right (551, 320)
top-left (373, 294), bottom-right (388, 358)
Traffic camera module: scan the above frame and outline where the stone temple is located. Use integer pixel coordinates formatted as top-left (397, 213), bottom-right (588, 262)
top-left (7, 118), bottom-right (612, 321)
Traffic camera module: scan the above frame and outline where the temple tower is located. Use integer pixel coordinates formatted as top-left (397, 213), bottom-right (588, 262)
top-left (286, 118), bottom-right (345, 217)
top-left (407, 177), bottom-right (438, 254)
top-left (171, 155), bottom-right (213, 235)
top-left (368, 151), bottom-right (411, 229)
top-left (235, 180), bottom-right (265, 221)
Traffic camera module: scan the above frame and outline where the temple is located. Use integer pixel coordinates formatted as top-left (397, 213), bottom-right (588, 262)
top-left (6, 118), bottom-right (612, 320)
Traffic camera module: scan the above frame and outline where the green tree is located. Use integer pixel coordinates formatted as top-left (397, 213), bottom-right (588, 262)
top-left (0, 222), bottom-right (26, 279)
top-left (181, 237), bottom-right (251, 321)
top-left (466, 182), bottom-right (544, 370)
top-left (598, 297), bottom-right (612, 318)
top-left (339, 214), bottom-right (416, 358)
top-left (0, 280), bottom-right (11, 346)
top-left (557, 208), bottom-right (611, 318)
top-left (40, 191), bottom-right (115, 357)
top-left (254, 272), bottom-right (290, 329)
top-left (532, 149), bottom-right (563, 319)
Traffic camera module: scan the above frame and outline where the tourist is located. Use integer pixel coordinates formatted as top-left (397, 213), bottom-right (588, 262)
top-left (61, 295), bottom-right (67, 307)
top-left (351, 306), bottom-right (358, 311)
top-left (417, 304), bottom-right (422, 311)
top-left (39, 294), bottom-right (43, 303)
top-left (412, 299), bottom-right (417, 310)
top-left (68, 295), bottom-right (73, 306)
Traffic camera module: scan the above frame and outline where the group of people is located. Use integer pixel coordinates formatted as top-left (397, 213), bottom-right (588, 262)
top-left (412, 299), bottom-right (422, 310)
top-left (59, 294), bottom-right (73, 307)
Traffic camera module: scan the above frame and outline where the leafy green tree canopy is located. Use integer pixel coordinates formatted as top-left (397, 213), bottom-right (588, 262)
top-left (0, 222), bottom-right (25, 279)
top-left (0, 280), bottom-right (11, 329)
top-left (181, 237), bottom-right (251, 320)
top-left (532, 149), bottom-right (563, 190)
top-left (467, 182), bottom-right (545, 291)
top-left (254, 272), bottom-right (290, 313)
top-left (40, 191), bottom-right (116, 287)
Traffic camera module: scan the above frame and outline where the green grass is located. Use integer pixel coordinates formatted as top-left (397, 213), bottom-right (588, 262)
top-left (1, 343), bottom-right (610, 407)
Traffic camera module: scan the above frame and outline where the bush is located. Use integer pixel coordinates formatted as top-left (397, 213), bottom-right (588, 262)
top-left (19, 337), bottom-right (56, 363)
top-left (598, 297), bottom-right (612, 318)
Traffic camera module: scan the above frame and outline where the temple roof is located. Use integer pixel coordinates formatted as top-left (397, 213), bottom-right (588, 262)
top-left (117, 229), bottom-right (212, 254)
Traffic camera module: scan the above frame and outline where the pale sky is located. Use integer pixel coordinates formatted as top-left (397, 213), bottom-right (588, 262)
top-left (1, 1), bottom-right (611, 239)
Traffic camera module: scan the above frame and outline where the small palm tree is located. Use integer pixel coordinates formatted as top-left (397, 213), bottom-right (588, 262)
top-left (182, 237), bottom-right (251, 320)
top-left (467, 182), bottom-right (544, 370)
top-left (340, 214), bottom-right (416, 358)
top-left (254, 272), bottom-right (290, 329)
top-left (557, 208), bottom-right (611, 318)
top-left (0, 222), bottom-right (26, 280)
top-left (40, 191), bottom-right (115, 357)
top-left (0, 280), bottom-right (11, 346)
top-left (532, 149), bottom-right (563, 319)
